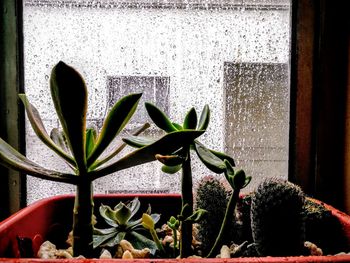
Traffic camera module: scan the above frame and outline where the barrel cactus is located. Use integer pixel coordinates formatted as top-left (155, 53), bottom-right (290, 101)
top-left (250, 178), bottom-right (305, 256)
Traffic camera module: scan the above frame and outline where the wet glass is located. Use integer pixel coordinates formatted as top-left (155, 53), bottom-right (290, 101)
top-left (23, 0), bottom-right (291, 203)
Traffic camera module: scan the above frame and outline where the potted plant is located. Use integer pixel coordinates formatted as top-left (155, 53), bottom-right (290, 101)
top-left (0, 62), bottom-right (350, 262)
top-left (0, 61), bottom-right (203, 258)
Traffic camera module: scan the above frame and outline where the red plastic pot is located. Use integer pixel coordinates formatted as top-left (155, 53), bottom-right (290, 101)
top-left (0, 194), bottom-right (350, 262)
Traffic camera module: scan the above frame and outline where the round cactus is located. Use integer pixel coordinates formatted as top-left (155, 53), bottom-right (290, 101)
top-left (250, 178), bottom-right (305, 256)
top-left (195, 177), bottom-right (230, 256)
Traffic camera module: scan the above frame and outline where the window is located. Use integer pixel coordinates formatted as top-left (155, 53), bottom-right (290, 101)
top-left (23, 0), bottom-right (291, 203)
top-left (107, 76), bottom-right (170, 127)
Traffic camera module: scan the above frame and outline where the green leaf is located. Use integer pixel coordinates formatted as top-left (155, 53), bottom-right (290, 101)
top-left (128, 231), bottom-right (157, 250)
top-left (123, 135), bottom-right (156, 148)
top-left (197, 104), bottom-right (210, 131)
top-left (93, 229), bottom-right (118, 248)
top-left (0, 137), bottom-right (77, 184)
top-left (50, 61), bottom-right (88, 171)
top-left (85, 127), bottom-right (97, 158)
top-left (206, 147), bottom-right (235, 167)
top-left (50, 128), bottom-right (71, 155)
top-left (194, 141), bottom-right (226, 174)
top-left (183, 107), bottom-right (198, 129)
top-left (172, 122), bottom-right (183, 130)
top-left (161, 164), bottom-right (182, 174)
top-left (114, 203), bottom-right (132, 225)
top-left (90, 130), bottom-right (204, 180)
top-left (105, 231), bottom-right (126, 247)
top-left (87, 93), bottom-right (142, 167)
top-left (99, 204), bottom-right (119, 227)
top-left (145, 103), bottom-right (177, 132)
top-left (89, 123), bottom-right (150, 170)
top-left (19, 94), bottom-right (75, 167)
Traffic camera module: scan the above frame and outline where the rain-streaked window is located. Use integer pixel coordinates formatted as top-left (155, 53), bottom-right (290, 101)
top-left (23, 0), bottom-right (291, 203)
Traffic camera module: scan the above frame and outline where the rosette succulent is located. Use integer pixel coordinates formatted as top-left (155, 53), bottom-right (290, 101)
top-left (94, 198), bottom-right (159, 251)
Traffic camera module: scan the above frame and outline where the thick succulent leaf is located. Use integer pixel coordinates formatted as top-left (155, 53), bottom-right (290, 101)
top-left (90, 130), bottom-right (204, 180)
top-left (87, 93), bottom-right (142, 167)
top-left (194, 141), bottom-right (226, 174)
top-left (183, 107), bottom-right (198, 129)
top-left (93, 227), bottom-right (117, 235)
top-left (161, 164), bottom-right (182, 174)
top-left (197, 104), bottom-right (210, 131)
top-left (172, 122), bottom-right (183, 130)
top-left (123, 135), bottom-right (156, 148)
top-left (19, 95), bottom-right (75, 167)
top-left (206, 147), bottom-right (236, 167)
top-left (50, 61), bottom-right (87, 171)
top-left (105, 231), bottom-right (126, 247)
top-left (93, 229), bottom-right (118, 249)
top-left (155, 154), bottom-right (184, 166)
top-left (115, 204), bottom-right (132, 225)
top-left (89, 123), bottom-right (150, 170)
top-left (128, 231), bottom-right (157, 250)
top-left (85, 127), bottom-right (97, 158)
top-left (0, 138), bottom-right (77, 184)
top-left (142, 213), bottom-right (155, 230)
top-left (50, 128), bottom-right (71, 155)
top-left (99, 204), bottom-right (119, 227)
top-left (129, 197), bottom-right (141, 219)
top-left (145, 102), bottom-right (177, 132)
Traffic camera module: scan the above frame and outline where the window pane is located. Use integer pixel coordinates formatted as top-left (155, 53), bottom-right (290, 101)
top-left (23, 0), bottom-right (291, 203)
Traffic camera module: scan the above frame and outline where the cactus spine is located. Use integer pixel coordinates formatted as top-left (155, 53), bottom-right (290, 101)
top-left (250, 178), bottom-right (305, 256)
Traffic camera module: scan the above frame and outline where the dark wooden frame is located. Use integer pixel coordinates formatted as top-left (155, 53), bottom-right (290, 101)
top-left (0, 0), bottom-right (26, 220)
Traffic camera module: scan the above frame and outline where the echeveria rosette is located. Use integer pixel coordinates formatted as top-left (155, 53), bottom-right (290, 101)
top-left (0, 61), bottom-right (205, 257)
top-left (93, 198), bottom-right (159, 251)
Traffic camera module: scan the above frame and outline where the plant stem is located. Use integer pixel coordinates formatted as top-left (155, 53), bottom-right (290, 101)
top-left (150, 228), bottom-right (166, 254)
top-left (206, 189), bottom-right (240, 258)
top-left (172, 228), bottom-right (178, 257)
top-left (180, 148), bottom-right (193, 258)
top-left (72, 179), bottom-right (94, 257)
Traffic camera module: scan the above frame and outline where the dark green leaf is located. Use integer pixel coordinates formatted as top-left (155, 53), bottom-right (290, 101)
top-left (172, 122), bottom-right (183, 130)
top-left (183, 107), bottom-right (198, 129)
top-left (89, 123), bottom-right (150, 170)
top-left (90, 130), bottom-right (204, 180)
top-left (123, 135), bottom-right (156, 148)
top-left (0, 137), bottom-right (77, 184)
top-left (105, 232), bottom-right (126, 247)
top-left (99, 204), bottom-right (118, 227)
top-left (50, 61), bottom-right (88, 171)
top-left (128, 231), bottom-right (157, 250)
top-left (145, 103), bottom-right (177, 132)
top-left (194, 141), bottom-right (226, 174)
top-left (19, 94), bottom-right (75, 167)
top-left (93, 231), bottom-right (118, 249)
top-left (197, 104), bottom-right (210, 131)
top-left (207, 148), bottom-right (235, 167)
top-left (161, 164), bottom-right (182, 174)
top-left (85, 127), bottom-right (97, 158)
top-left (87, 93), bottom-right (142, 166)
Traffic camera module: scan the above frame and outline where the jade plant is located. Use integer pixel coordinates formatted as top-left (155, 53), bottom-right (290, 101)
top-left (124, 103), bottom-right (250, 258)
top-left (93, 198), bottom-right (159, 251)
top-left (0, 61), bottom-right (204, 257)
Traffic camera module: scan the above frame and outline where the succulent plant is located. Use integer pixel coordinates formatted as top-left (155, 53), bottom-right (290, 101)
top-left (124, 103), bottom-right (236, 257)
top-left (195, 177), bottom-right (229, 256)
top-left (93, 198), bottom-right (158, 252)
top-left (250, 178), bottom-right (305, 256)
top-left (0, 62), bottom-right (204, 257)
top-left (206, 160), bottom-right (251, 257)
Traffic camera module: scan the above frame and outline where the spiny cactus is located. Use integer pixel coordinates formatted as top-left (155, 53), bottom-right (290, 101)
top-left (195, 177), bottom-right (229, 256)
top-left (304, 198), bottom-right (348, 255)
top-left (250, 178), bottom-right (305, 256)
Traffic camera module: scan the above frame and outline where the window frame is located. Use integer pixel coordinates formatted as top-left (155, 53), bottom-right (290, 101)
top-left (1, 0), bottom-right (349, 218)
